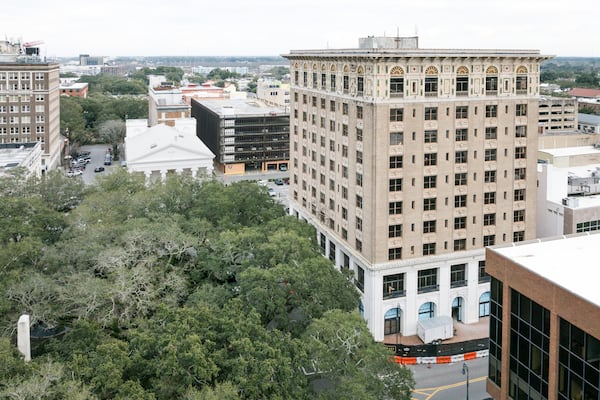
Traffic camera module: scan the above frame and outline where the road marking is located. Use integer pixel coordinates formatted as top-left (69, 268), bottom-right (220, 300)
top-left (411, 375), bottom-right (487, 400)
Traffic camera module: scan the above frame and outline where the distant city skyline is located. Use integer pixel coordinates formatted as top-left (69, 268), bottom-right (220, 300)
top-left (3, 0), bottom-right (599, 58)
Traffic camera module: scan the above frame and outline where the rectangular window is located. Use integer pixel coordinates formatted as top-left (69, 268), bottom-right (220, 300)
top-left (356, 173), bottom-right (362, 187)
top-left (455, 106), bottom-right (468, 119)
top-left (486, 105), bottom-right (498, 117)
top-left (485, 170), bottom-right (497, 183)
top-left (450, 264), bottom-right (467, 287)
top-left (514, 209), bottom-right (525, 222)
top-left (330, 100), bottom-right (335, 112)
top-left (455, 195), bottom-right (467, 208)
top-left (485, 149), bottom-right (497, 161)
top-left (515, 125), bottom-right (527, 138)
top-left (478, 261), bottom-right (490, 283)
top-left (455, 151), bottom-right (468, 164)
top-left (483, 235), bottom-right (495, 246)
top-left (343, 75), bottom-right (349, 93)
top-left (516, 75), bottom-right (527, 93)
top-left (515, 147), bottom-right (526, 159)
top-left (454, 239), bottom-right (467, 251)
top-left (516, 104), bottom-right (527, 116)
top-left (389, 178), bottom-right (402, 192)
top-left (356, 128), bottom-right (363, 141)
top-left (424, 153), bottom-right (437, 166)
top-left (456, 77), bottom-right (469, 94)
top-left (390, 77), bottom-right (404, 97)
top-left (455, 173), bottom-right (467, 186)
top-left (342, 103), bottom-right (348, 115)
top-left (356, 217), bottom-right (362, 231)
top-left (423, 220), bottom-right (436, 233)
top-left (455, 129), bottom-right (468, 141)
top-left (355, 265), bottom-right (364, 291)
top-left (390, 108), bottom-right (403, 121)
top-left (357, 76), bottom-right (364, 95)
top-left (418, 268), bottom-right (438, 292)
top-left (321, 74), bottom-right (326, 89)
top-left (389, 155), bottom-right (403, 169)
top-left (424, 175), bottom-right (437, 189)
top-left (484, 192), bottom-right (496, 204)
top-left (389, 201), bottom-right (403, 215)
top-left (356, 195), bottom-right (362, 209)
top-left (356, 150), bottom-right (363, 164)
top-left (387, 247), bottom-right (403, 261)
top-left (514, 168), bottom-right (526, 180)
top-left (390, 132), bottom-right (403, 145)
top-left (424, 77), bottom-right (438, 96)
top-left (485, 127), bottom-right (497, 139)
top-left (424, 130), bottom-right (437, 143)
top-left (484, 213), bottom-right (496, 226)
top-left (514, 189), bottom-right (525, 202)
top-left (423, 198), bottom-right (436, 211)
top-left (424, 107), bottom-right (438, 120)
top-left (356, 106), bottom-right (363, 119)
top-left (389, 224), bottom-right (403, 238)
top-left (513, 231), bottom-right (525, 242)
top-left (383, 273), bottom-right (405, 298)
top-left (485, 76), bottom-right (498, 93)
top-left (330, 75), bottom-right (336, 91)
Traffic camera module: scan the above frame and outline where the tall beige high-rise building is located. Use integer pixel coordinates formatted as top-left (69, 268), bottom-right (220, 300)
top-left (284, 37), bottom-right (551, 341)
top-left (0, 46), bottom-right (61, 171)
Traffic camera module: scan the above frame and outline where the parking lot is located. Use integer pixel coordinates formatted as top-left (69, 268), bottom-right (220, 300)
top-left (66, 145), bottom-right (119, 185)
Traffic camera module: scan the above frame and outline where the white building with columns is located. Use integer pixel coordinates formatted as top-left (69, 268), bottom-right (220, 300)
top-left (125, 118), bottom-right (214, 180)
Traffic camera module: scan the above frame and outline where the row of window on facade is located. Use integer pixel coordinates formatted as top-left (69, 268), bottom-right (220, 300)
top-left (293, 65), bottom-right (530, 96)
top-left (0, 72), bottom-right (46, 80)
top-left (388, 104), bottom-right (528, 121)
top-left (0, 126), bottom-right (45, 134)
top-left (489, 281), bottom-right (600, 399)
top-left (385, 231), bottom-right (524, 260)
top-left (0, 95), bottom-right (46, 102)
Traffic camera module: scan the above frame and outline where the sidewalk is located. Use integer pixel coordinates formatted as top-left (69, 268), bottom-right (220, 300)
top-left (384, 317), bottom-right (489, 345)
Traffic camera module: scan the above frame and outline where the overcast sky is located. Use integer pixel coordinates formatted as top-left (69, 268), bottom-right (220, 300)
top-left (2, 0), bottom-right (598, 58)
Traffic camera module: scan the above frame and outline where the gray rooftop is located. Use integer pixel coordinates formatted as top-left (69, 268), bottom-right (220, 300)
top-left (578, 113), bottom-right (600, 125)
top-left (194, 98), bottom-right (286, 117)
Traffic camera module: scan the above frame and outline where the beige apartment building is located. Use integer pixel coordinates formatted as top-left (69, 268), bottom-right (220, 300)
top-left (284, 37), bottom-right (550, 341)
top-left (0, 56), bottom-right (61, 171)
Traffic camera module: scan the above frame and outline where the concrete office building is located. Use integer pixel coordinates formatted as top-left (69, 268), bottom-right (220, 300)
top-left (486, 233), bottom-right (600, 400)
top-left (0, 50), bottom-right (62, 171)
top-left (284, 37), bottom-right (550, 341)
top-left (191, 98), bottom-right (289, 175)
top-left (538, 97), bottom-right (577, 133)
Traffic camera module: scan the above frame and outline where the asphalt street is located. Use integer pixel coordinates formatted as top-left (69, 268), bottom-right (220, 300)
top-left (408, 357), bottom-right (491, 400)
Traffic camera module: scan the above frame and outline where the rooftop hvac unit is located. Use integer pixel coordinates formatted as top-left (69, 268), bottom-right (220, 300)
top-left (562, 198), bottom-right (569, 206)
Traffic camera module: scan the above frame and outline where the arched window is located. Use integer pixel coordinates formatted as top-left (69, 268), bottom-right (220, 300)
top-left (342, 65), bottom-right (350, 94)
top-left (456, 66), bottom-right (469, 96)
top-left (424, 66), bottom-right (438, 97)
top-left (485, 66), bottom-right (498, 95)
top-left (357, 66), bottom-right (364, 96)
top-left (390, 66), bottom-right (404, 98)
top-left (516, 66), bottom-right (528, 94)
top-left (384, 307), bottom-right (401, 335)
top-left (479, 291), bottom-right (491, 317)
top-left (418, 302), bottom-right (436, 320)
top-left (330, 64), bottom-right (337, 92)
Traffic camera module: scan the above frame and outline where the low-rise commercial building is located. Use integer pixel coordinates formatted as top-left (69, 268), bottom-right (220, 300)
top-left (191, 98), bottom-right (289, 175)
top-left (486, 233), bottom-right (600, 400)
top-left (0, 141), bottom-right (43, 177)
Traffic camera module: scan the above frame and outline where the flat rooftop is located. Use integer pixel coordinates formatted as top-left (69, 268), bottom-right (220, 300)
top-left (0, 143), bottom-right (38, 168)
top-left (285, 48), bottom-right (549, 59)
top-left (540, 146), bottom-right (600, 157)
top-left (194, 98), bottom-right (286, 117)
top-left (492, 233), bottom-right (600, 307)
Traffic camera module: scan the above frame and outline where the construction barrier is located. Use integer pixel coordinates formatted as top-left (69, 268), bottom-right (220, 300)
top-left (389, 348), bottom-right (489, 365)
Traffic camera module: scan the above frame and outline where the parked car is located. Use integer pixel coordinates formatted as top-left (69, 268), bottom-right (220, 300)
top-left (94, 166), bottom-right (105, 173)
top-left (66, 170), bottom-right (83, 177)
top-left (268, 188), bottom-right (276, 197)
top-left (279, 164), bottom-right (288, 171)
top-left (274, 178), bottom-right (284, 186)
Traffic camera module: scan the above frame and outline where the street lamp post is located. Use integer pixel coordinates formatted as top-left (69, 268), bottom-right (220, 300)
top-left (462, 362), bottom-right (469, 400)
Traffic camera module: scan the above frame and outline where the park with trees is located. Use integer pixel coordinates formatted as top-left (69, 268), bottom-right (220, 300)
top-left (0, 170), bottom-right (414, 399)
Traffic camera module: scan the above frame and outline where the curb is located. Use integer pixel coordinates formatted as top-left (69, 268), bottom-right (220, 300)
top-left (391, 349), bottom-right (489, 365)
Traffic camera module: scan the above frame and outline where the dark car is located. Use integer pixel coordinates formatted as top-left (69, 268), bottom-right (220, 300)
top-left (274, 178), bottom-right (284, 185)
top-left (94, 166), bottom-right (105, 173)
